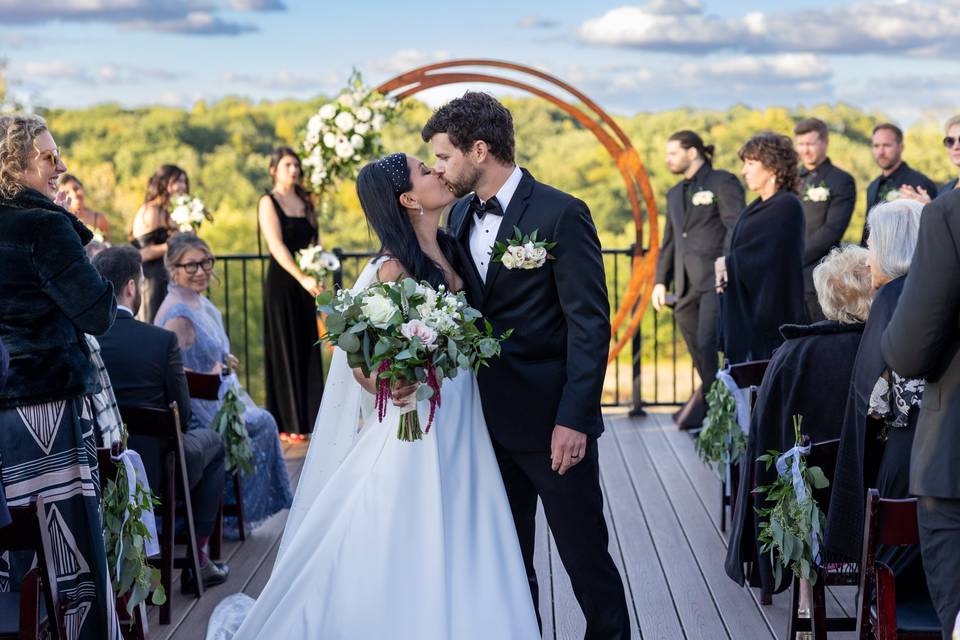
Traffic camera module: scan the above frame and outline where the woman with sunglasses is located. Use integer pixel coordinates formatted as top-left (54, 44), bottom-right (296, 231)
top-left (901, 115), bottom-right (960, 203)
top-left (131, 164), bottom-right (189, 323)
top-left (155, 233), bottom-right (293, 538)
top-left (0, 114), bottom-right (122, 639)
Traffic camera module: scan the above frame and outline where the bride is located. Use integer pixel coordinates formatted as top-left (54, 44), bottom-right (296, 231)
top-left (206, 153), bottom-right (541, 640)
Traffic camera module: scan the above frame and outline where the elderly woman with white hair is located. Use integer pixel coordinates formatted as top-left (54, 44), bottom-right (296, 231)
top-left (726, 243), bottom-right (874, 593)
top-left (825, 198), bottom-right (929, 593)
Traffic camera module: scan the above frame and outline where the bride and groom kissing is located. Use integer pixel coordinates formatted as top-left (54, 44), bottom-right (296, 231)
top-left (209, 92), bottom-right (630, 639)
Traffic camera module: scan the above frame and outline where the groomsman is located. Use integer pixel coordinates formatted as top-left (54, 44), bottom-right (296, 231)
top-left (794, 118), bottom-right (856, 321)
top-left (861, 123), bottom-right (938, 244)
top-left (653, 131), bottom-right (744, 428)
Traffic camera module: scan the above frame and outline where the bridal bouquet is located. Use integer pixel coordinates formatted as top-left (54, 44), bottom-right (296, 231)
top-left (318, 278), bottom-right (511, 441)
top-left (296, 244), bottom-right (341, 280)
top-left (301, 71), bottom-right (399, 205)
top-left (170, 194), bottom-right (212, 232)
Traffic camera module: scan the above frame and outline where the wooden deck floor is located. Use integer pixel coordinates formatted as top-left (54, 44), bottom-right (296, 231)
top-left (148, 409), bottom-right (857, 640)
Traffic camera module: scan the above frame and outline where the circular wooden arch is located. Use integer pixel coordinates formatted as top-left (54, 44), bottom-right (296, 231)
top-left (376, 59), bottom-right (658, 363)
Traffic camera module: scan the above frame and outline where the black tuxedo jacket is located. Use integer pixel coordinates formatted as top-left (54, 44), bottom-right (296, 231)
top-left (882, 190), bottom-right (960, 499)
top-left (862, 161), bottom-right (938, 244)
top-left (655, 163), bottom-right (744, 299)
top-left (97, 309), bottom-right (192, 428)
top-left (799, 158), bottom-right (856, 290)
top-left (449, 169), bottom-right (610, 452)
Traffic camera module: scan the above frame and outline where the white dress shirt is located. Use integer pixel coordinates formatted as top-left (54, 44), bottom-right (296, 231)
top-left (469, 165), bottom-right (523, 282)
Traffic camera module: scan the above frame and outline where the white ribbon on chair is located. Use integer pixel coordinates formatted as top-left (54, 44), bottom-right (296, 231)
top-left (716, 367), bottom-right (752, 434)
top-left (112, 448), bottom-right (161, 581)
top-left (774, 441), bottom-right (819, 562)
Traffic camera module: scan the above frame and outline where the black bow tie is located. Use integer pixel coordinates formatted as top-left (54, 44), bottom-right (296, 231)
top-left (470, 195), bottom-right (503, 220)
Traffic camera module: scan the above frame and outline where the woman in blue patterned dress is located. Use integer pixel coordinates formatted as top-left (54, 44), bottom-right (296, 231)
top-left (154, 234), bottom-right (292, 537)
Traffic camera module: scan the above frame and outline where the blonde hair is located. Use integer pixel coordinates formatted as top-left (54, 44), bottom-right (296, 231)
top-left (813, 245), bottom-right (874, 324)
top-left (945, 114), bottom-right (960, 134)
top-left (164, 232), bottom-right (212, 275)
top-left (0, 113), bottom-right (49, 199)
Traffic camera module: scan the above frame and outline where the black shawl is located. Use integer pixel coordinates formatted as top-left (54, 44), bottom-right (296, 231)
top-left (721, 190), bottom-right (807, 363)
top-left (725, 320), bottom-right (864, 591)
top-left (823, 277), bottom-right (906, 563)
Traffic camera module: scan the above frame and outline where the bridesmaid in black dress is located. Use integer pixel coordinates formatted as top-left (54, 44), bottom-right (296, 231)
top-left (131, 164), bottom-right (188, 323)
top-left (259, 147), bottom-right (324, 440)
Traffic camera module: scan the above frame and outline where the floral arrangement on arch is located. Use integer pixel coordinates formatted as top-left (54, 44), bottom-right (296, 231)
top-left (302, 71), bottom-right (400, 205)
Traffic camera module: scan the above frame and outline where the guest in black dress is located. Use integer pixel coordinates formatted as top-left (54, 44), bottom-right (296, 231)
top-left (725, 245), bottom-right (873, 594)
top-left (131, 164), bottom-right (189, 323)
top-left (825, 198), bottom-right (927, 591)
top-left (716, 132), bottom-right (807, 364)
top-left (258, 147), bottom-right (324, 440)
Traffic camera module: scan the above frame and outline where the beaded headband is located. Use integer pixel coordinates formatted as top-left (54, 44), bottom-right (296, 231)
top-left (376, 153), bottom-right (412, 196)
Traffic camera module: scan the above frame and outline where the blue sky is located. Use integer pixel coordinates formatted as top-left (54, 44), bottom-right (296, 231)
top-left (1, 0), bottom-right (957, 124)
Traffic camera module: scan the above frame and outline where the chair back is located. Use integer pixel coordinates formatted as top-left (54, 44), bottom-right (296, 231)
top-left (807, 438), bottom-right (840, 512)
top-left (0, 497), bottom-right (63, 640)
top-left (728, 359), bottom-right (770, 411)
top-left (874, 493), bottom-right (921, 547)
top-left (185, 371), bottom-right (221, 401)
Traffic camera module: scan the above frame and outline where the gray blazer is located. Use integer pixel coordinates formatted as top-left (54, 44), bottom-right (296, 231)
top-left (881, 189), bottom-right (960, 499)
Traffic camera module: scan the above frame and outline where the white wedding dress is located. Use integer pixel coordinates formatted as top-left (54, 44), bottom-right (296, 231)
top-left (206, 260), bottom-right (540, 640)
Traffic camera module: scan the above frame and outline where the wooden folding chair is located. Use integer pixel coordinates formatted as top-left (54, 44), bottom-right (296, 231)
top-left (96, 446), bottom-right (149, 640)
top-left (184, 371), bottom-right (247, 560)
top-left (0, 496), bottom-right (65, 640)
top-left (119, 403), bottom-right (204, 625)
top-left (722, 358), bottom-right (770, 534)
top-left (787, 438), bottom-right (860, 640)
top-left (856, 489), bottom-right (939, 640)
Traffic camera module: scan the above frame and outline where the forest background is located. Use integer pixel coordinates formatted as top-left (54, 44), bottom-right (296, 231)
top-left (6, 66), bottom-right (954, 403)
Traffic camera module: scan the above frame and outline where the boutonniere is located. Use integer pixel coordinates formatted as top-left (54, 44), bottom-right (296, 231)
top-left (804, 181), bottom-right (830, 203)
top-left (880, 186), bottom-right (902, 202)
top-left (491, 226), bottom-right (557, 270)
top-left (691, 189), bottom-right (715, 206)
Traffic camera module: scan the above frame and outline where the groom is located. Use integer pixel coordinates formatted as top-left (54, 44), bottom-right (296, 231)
top-left (423, 92), bottom-right (630, 639)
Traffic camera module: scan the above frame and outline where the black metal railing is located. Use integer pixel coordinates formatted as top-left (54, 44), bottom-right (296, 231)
top-left (207, 249), bottom-right (697, 411)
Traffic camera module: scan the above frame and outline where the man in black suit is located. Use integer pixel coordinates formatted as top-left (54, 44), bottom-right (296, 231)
top-left (653, 130), bottom-right (744, 428)
top-left (882, 190), bottom-right (960, 639)
top-left (424, 92), bottom-right (629, 639)
top-left (861, 123), bottom-right (938, 245)
top-left (92, 246), bottom-right (229, 590)
top-left (794, 118), bottom-right (856, 321)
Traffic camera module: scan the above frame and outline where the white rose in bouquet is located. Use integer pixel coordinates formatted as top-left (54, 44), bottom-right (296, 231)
top-left (337, 93), bottom-right (355, 108)
top-left (372, 114), bottom-right (386, 131)
top-left (334, 111), bottom-right (355, 133)
top-left (361, 292), bottom-right (398, 328)
top-left (350, 134), bottom-right (365, 150)
top-left (354, 122), bottom-right (371, 136)
top-left (323, 132), bottom-right (338, 149)
top-left (318, 103), bottom-right (337, 120)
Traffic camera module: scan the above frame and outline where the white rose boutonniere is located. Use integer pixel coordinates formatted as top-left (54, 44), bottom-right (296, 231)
top-left (691, 189), bottom-right (715, 206)
top-left (885, 189), bottom-right (902, 202)
top-left (491, 227), bottom-right (556, 270)
top-left (804, 182), bottom-right (831, 203)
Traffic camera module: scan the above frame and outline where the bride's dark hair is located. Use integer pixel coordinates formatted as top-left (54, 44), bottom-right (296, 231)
top-left (356, 155), bottom-right (457, 290)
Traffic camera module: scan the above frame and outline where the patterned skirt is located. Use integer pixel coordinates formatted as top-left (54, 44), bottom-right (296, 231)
top-left (0, 396), bottom-right (121, 640)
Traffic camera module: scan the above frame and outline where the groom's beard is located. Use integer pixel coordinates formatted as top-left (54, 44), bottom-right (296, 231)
top-left (444, 164), bottom-right (482, 198)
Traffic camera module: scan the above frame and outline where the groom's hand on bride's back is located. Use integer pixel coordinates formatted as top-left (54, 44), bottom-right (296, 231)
top-left (551, 425), bottom-right (587, 475)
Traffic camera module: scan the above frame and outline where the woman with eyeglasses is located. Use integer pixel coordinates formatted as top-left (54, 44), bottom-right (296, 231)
top-left (131, 164), bottom-right (189, 323)
top-left (155, 233), bottom-right (293, 537)
top-left (0, 114), bottom-right (122, 639)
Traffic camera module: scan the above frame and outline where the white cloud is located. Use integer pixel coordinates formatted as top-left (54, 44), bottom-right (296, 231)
top-left (518, 16), bottom-right (559, 29)
top-left (0, 1), bottom-right (265, 36)
top-left (365, 49), bottom-right (452, 76)
top-left (578, 0), bottom-right (960, 56)
top-left (223, 70), bottom-right (342, 92)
